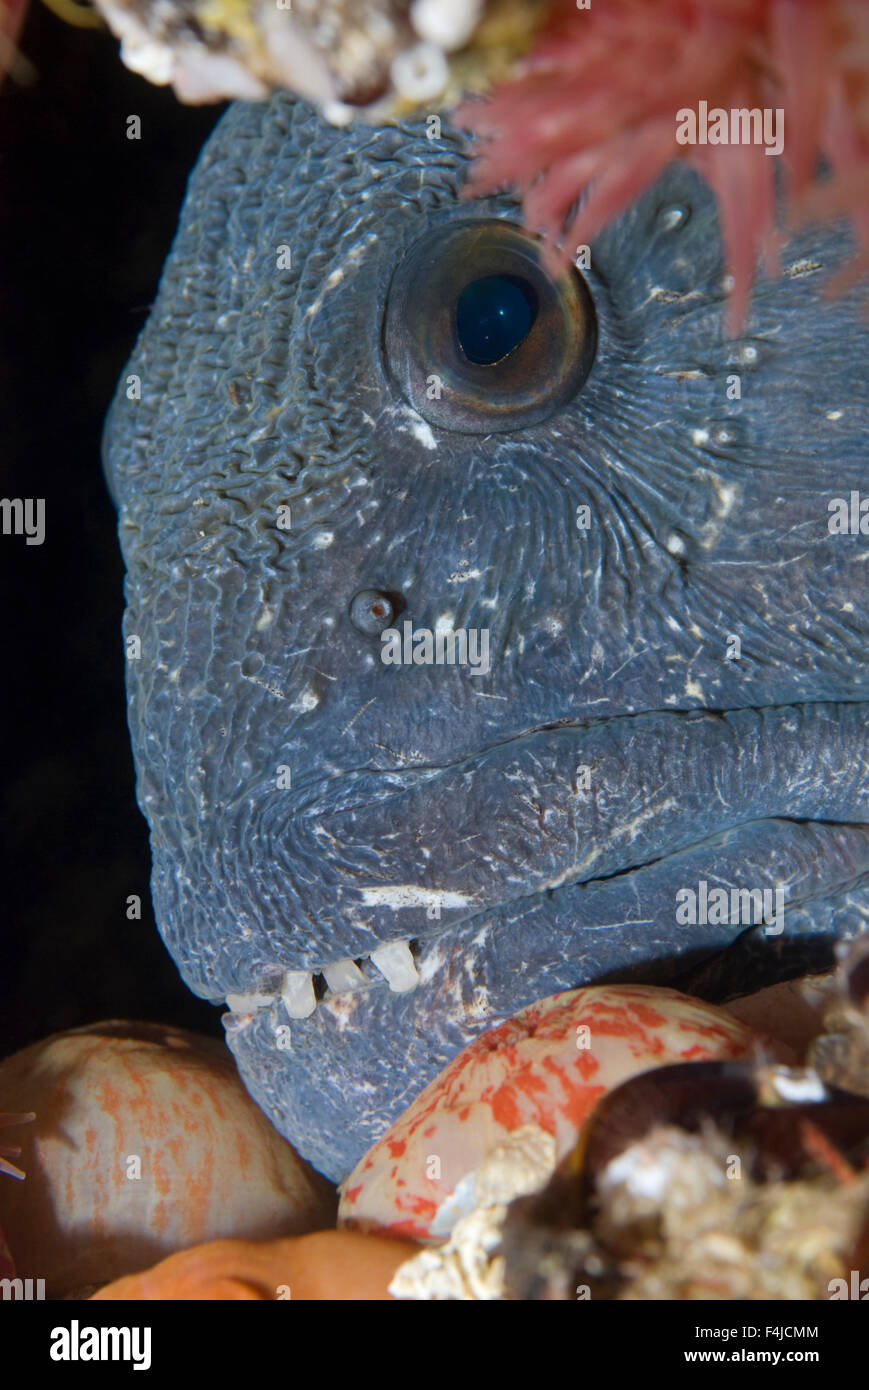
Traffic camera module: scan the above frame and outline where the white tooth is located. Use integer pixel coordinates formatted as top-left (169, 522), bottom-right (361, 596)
top-left (281, 970), bottom-right (317, 1019)
top-left (371, 941), bottom-right (420, 993)
top-left (323, 959), bottom-right (366, 994)
top-left (225, 991), bottom-right (275, 1014)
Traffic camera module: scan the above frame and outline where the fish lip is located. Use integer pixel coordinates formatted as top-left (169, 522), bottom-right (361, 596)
top-left (294, 697), bottom-right (866, 802)
top-left (360, 818), bottom-right (869, 974)
top-left (255, 697), bottom-right (869, 977)
top-left (225, 814), bottom-right (869, 1018)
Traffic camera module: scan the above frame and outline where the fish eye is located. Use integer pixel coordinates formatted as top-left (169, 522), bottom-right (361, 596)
top-left (383, 219), bottom-right (596, 434)
top-left (456, 274), bottom-right (538, 364)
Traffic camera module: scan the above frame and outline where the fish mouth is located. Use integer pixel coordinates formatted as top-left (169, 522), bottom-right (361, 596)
top-left (232, 698), bottom-right (869, 1014)
top-left (223, 698), bottom-right (869, 1179)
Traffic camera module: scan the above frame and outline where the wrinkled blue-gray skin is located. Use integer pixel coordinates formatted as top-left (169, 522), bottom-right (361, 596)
top-left (104, 95), bottom-right (869, 1180)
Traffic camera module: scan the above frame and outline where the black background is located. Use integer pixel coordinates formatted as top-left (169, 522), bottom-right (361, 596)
top-left (0, 3), bottom-right (227, 1058)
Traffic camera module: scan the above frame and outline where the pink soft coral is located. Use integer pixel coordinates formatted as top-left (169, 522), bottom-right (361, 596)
top-left (455, 0), bottom-right (869, 334)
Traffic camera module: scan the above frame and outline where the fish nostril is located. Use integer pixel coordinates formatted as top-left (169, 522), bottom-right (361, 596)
top-left (349, 588), bottom-right (396, 636)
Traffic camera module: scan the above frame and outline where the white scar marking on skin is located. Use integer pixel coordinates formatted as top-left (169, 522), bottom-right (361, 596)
top-left (322, 991), bottom-right (362, 1031)
top-left (246, 676), bottom-right (288, 700)
top-left (712, 480), bottom-right (739, 516)
top-left (391, 406), bottom-right (437, 450)
top-left (545, 798), bottom-right (680, 888)
top-left (360, 886), bottom-right (473, 908)
top-left (619, 798), bottom-right (678, 842)
top-left (418, 940), bottom-right (448, 984)
top-left (447, 567), bottom-right (483, 583)
top-left (341, 697), bottom-right (377, 736)
top-left (588, 920), bottom-right (656, 930)
top-left (304, 236), bottom-right (377, 320)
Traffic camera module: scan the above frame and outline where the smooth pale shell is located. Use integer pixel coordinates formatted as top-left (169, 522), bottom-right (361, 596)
top-left (338, 984), bottom-right (764, 1239)
top-left (0, 1021), bottom-right (336, 1296)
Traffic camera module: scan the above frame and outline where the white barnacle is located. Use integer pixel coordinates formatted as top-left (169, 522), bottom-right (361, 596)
top-left (390, 42), bottom-right (449, 101)
top-left (410, 0), bottom-right (482, 51)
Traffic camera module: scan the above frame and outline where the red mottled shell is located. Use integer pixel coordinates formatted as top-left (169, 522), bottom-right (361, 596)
top-left (338, 984), bottom-right (764, 1240)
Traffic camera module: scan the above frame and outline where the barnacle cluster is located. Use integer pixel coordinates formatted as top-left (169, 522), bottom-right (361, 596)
top-left (92, 0), bottom-right (547, 114)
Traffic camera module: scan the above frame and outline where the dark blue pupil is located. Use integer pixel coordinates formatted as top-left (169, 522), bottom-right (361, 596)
top-left (456, 275), bottom-right (537, 365)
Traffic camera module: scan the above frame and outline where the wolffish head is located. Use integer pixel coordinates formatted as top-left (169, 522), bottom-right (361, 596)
top-left (104, 96), bottom-right (869, 1179)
